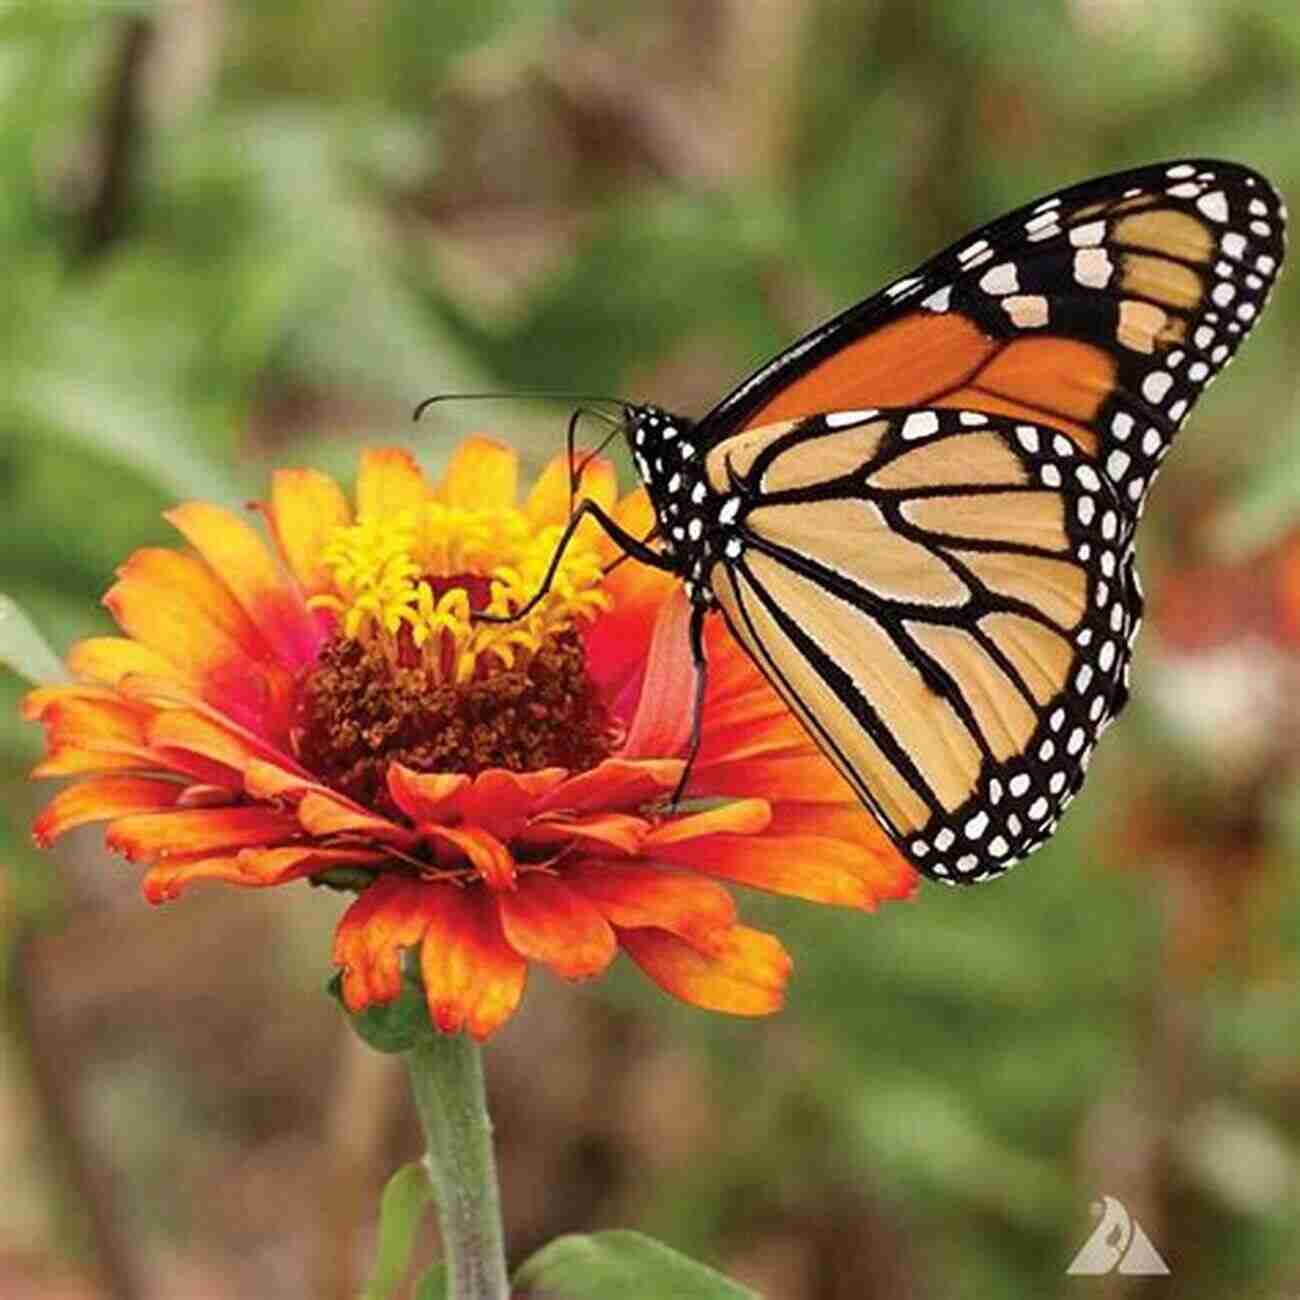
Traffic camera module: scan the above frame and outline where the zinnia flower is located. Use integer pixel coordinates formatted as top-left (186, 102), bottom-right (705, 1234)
top-left (24, 437), bottom-right (916, 1039)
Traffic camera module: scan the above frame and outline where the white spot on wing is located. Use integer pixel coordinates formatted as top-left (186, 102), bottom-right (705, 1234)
top-left (902, 411), bottom-right (940, 441)
top-left (1197, 190), bottom-right (1229, 223)
top-left (824, 409), bottom-right (880, 428)
top-left (1073, 247), bottom-right (1113, 289)
top-left (922, 285), bottom-right (952, 313)
top-left (979, 262), bottom-right (1019, 296)
top-left (1069, 220), bottom-right (1106, 247)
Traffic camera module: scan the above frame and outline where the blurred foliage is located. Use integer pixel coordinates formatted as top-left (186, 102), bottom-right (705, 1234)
top-left (2, 2), bottom-right (1300, 1298)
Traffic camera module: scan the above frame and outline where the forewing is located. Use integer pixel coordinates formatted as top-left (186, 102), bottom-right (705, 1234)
top-left (699, 160), bottom-right (1285, 525)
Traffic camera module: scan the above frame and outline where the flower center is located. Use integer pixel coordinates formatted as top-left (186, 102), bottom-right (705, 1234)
top-left (293, 501), bottom-right (619, 811)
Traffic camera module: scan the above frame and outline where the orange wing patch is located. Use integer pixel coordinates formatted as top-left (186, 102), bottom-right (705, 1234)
top-left (745, 313), bottom-right (998, 427)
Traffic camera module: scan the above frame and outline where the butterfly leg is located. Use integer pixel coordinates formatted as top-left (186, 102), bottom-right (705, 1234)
top-left (474, 498), bottom-right (675, 626)
top-left (670, 602), bottom-right (709, 807)
top-left (565, 407), bottom-right (618, 514)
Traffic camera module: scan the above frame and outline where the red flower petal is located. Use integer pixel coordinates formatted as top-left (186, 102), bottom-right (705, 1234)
top-left (104, 548), bottom-right (292, 739)
top-left (619, 924), bottom-right (791, 1016)
top-left (418, 887), bottom-right (527, 1041)
top-left (297, 791), bottom-right (418, 846)
top-left (461, 768), bottom-right (569, 841)
top-left (497, 874), bottom-right (617, 980)
top-left (33, 776), bottom-right (184, 847)
top-left (619, 587), bottom-right (696, 761)
top-left (387, 764), bottom-right (471, 823)
top-left (333, 875), bottom-right (435, 1008)
top-left (424, 824), bottom-right (516, 891)
top-left (165, 502), bottom-right (322, 670)
top-left (536, 758), bottom-right (683, 815)
top-left (520, 813), bottom-right (650, 856)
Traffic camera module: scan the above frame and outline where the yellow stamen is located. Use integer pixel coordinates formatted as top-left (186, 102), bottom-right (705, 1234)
top-left (310, 501), bottom-right (612, 682)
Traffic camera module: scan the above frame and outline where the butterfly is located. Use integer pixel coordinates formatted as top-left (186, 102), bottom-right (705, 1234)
top-left (500, 160), bottom-right (1286, 885)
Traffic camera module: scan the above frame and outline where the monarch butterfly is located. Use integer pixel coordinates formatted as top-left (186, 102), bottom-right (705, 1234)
top-left (473, 160), bottom-right (1286, 886)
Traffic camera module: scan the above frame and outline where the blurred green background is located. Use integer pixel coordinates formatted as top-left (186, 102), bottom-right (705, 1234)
top-left (3, 2), bottom-right (1300, 1297)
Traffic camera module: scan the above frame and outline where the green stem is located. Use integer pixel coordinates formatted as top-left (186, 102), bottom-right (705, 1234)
top-left (405, 1034), bottom-right (510, 1300)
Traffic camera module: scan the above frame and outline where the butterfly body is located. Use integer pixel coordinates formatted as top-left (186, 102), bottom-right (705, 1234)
top-left (612, 160), bottom-right (1285, 885)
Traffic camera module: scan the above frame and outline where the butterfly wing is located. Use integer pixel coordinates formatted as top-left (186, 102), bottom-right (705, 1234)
top-left (703, 407), bottom-right (1137, 884)
top-left (697, 159), bottom-right (1285, 525)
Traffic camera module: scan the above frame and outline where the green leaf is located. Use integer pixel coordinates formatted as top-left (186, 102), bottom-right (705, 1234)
top-left (361, 1162), bottom-right (435, 1300)
top-left (513, 1231), bottom-right (759, 1300)
top-left (0, 594), bottom-right (68, 685)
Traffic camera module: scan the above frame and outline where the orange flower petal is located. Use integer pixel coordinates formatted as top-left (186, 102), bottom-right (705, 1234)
top-left (146, 710), bottom-right (258, 778)
top-left (696, 710), bottom-right (813, 767)
top-left (333, 876), bottom-right (434, 1008)
top-left (767, 802), bottom-right (918, 903)
top-left (243, 758), bottom-right (321, 801)
top-left (619, 924), bottom-right (790, 1016)
top-left (537, 758), bottom-right (683, 815)
top-left (27, 696), bottom-right (157, 777)
top-left (386, 764), bottom-right (471, 824)
top-left (644, 799), bottom-right (771, 847)
top-left (523, 451), bottom-right (618, 529)
top-left (106, 806), bottom-right (303, 863)
top-left (419, 886), bottom-right (527, 1041)
top-left (104, 548), bottom-right (291, 739)
top-left (32, 747), bottom-right (153, 778)
top-left (142, 845), bottom-right (387, 903)
top-left (461, 768), bottom-right (569, 840)
top-left (654, 832), bottom-right (904, 909)
top-left (33, 777), bottom-right (184, 847)
top-left (497, 874), bottom-right (617, 980)
top-left (22, 684), bottom-right (121, 722)
top-left (356, 448), bottom-right (431, 519)
top-left (120, 678), bottom-right (304, 776)
top-left (298, 791), bottom-right (417, 846)
top-left (235, 844), bottom-right (389, 885)
top-left (26, 691), bottom-right (150, 741)
top-left (265, 467), bottom-right (352, 600)
top-left (424, 824), bottom-right (515, 892)
top-left (436, 437), bottom-right (517, 511)
top-left (66, 637), bottom-right (196, 691)
top-left (585, 489), bottom-right (677, 698)
top-left (143, 855), bottom-right (248, 903)
top-left (165, 502), bottom-right (322, 670)
top-left (565, 861), bottom-right (736, 953)
top-left (688, 754), bottom-right (858, 804)
top-left (521, 813), bottom-right (650, 856)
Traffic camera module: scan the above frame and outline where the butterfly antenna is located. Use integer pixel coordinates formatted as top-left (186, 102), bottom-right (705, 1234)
top-left (413, 390), bottom-right (634, 422)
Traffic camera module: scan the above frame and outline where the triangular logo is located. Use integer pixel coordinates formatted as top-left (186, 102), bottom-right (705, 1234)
top-left (1118, 1222), bottom-right (1171, 1275)
top-left (1067, 1196), bottom-right (1171, 1276)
